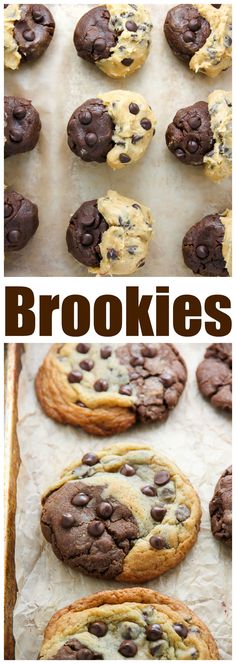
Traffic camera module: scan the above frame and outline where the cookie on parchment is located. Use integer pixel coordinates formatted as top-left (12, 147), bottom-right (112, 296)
top-left (209, 466), bottom-right (232, 547)
top-left (35, 343), bottom-right (187, 436)
top-left (41, 444), bottom-right (201, 583)
top-left (4, 4), bottom-right (55, 70)
top-left (196, 343), bottom-right (232, 411)
top-left (38, 587), bottom-right (219, 659)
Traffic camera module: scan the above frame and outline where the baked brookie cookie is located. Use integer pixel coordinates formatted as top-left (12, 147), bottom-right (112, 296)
top-left (38, 587), bottom-right (219, 659)
top-left (73, 4), bottom-right (152, 79)
top-left (196, 343), bottom-right (232, 411)
top-left (4, 189), bottom-right (39, 251)
top-left (4, 3), bottom-right (55, 69)
top-left (67, 90), bottom-right (156, 169)
top-left (182, 208), bottom-right (232, 276)
top-left (166, 89), bottom-right (232, 182)
top-left (164, 4), bottom-right (232, 78)
top-left (41, 444), bottom-right (201, 583)
top-left (4, 95), bottom-right (41, 158)
top-left (66, 190), bottom-right (153, 276)
top-left (209, 466), bottom-right (232, 547)
top-left (35, 343), bottom-right (187, 435)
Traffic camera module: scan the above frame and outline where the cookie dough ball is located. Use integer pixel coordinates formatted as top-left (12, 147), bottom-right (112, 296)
top-left (196, 343), bottom-right (232, 412)
top-left (4, 189), bottom-right (39, 251)
top-left (35, 343), bottom-right (187, 435)
top-left (74, 4), bottom-right (152, 79)
top-left (204, 90), bottom-right (232, 182)
top-left (66, 190), bottom-right (153, 276)
top-left (209, 466), bottom-right (232, 547)
top-left (4, 4), bottom-right (55, 69)
top-left (182, 209), bottom-right (232, 276)
top-left (4, 95), bottom-right (41, 158)
top-left (67, 90), bottom-right (156, 169)
top-left (164, 4), bottom-right (232, 78)
top-left (40, 444), bottom-right (201, 583)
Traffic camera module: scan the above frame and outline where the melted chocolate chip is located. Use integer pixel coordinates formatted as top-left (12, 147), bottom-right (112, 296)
top-left (120, 464), bottom-right (136, 477)
top-left (140, 118), bottom-right (152, 130)
top-left (94, 379), bottom-right (109, 392)
top-left (118, 641), bottom-right (138, 657)
top-left (119, 385), bottom-right (132, 396)
top-left (130, 355), bottom-right (144, 367)
top-left (141, 346), bottom-right (157, 358)
top-left (68, 371), bottom-right (83, 383)
top-left (151, 505), bottom-right (167, 522)
top-left (100, 346), bottom-right (112, 359)
top-left (154, 471), bottom-right (170, 486)
top-left (146, 624), bottom-right (163, 641)
top-left (87, 521), bottom-right (105, 537)
top-left (173, 623), bottom-right (188, 638)
top-left (175, 505), bottom-right (191, 522)
top-left (72, 492), bottom-right (90, 507)
top-left (82, 453), bottom-right (99, 466)
top-left (88, 621), bottom-right (108, 637)
top-left (141, 485), bottom-right (157, 497)
top-left (61, 513), bottom-right (75, 528)
top-left (96, 502), bottom-right (113, 519)
top-left (149, 535), bottom-right (166, 549)
top-left (76, 343), bottom-right (91, 353)
top-left (80, 359), bottom-right (94, 371)
top-left (129, 102), bottom-right (140, 115)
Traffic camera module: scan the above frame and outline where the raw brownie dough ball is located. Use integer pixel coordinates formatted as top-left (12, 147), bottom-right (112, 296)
top-left (4, 189), bottom-right (39, 251)
top-left (166, 90), bottom-right (232, 181)
top-left (74, 4), bottom-right (152, 78)
top-left (67, 90), bottom-right (156, 169)
top-left (209, 466), bottom-right (232, 547)
top-left (196, 343), bottom-right (232, 411)
top-left (182, 208), bottom-right (232, 276)
top-left (40, 444), bottom-right (201, 583)
top-left (66, 190), bottom-right (153, 276)
top-left (164, 4), bottom-right (232, 78)
top-left (4, 95), bottom-right (41, 158)
top-left (4, 3), bottom-right (55, 69)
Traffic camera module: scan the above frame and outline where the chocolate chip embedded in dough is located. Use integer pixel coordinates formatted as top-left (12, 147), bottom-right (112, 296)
top-left (120, 464), bottom-right (136, 477)
top-left (154, 471), bottom-right (170, 486)
top-left (77, 343), bottom-right (91, 353)
top-left (141, 345), bottom-right (157, 358)
top-left (126, 20), bottom-right (138, 32)
top-left (189, 115), bottom-right (201, 130)
top-left (7, 229), bottom-right (21, 244)
top-left (119, 385), bottom-right (133, 396)
top-left (53, 638), bottom-right (103, 660)
top-left (13, 4), bottom-right (55, 62)
top-left (196, 244), bottom-right (209, 259)
top-left (71, 492), bottom-right (90, 507)
top-left (96, 501), bottom-right (113, 519)
top-left (107, 248), bottom-right (118, 260)
top-left (66, 199), bottom-right (108, 269)
top-left (79, 359), bottom-right (94, 371)
top-left (88, 621), bottom-right (108, 637)
top-left (100, 346), bottom-right (112, 359)
top-left (82, 453), bottom-right (99, 466)
top-left (151, 505), bottom-right (167, 522)
top-left (129, 102), bottom-right (140, 115)
top-left (67, 98), bottom-right (114, 163)
top-left (94, 379), bottom-right (109, 392)
top-left (165, 101), bottom-right (213, 166)
top-left (119, 153), bottom-right (131, 163)
top-left (87, 521), bottom-right (105, 537)
top-left (173, 623), bottom-right (188, 638)
top-left (118, 641), bottom-right (138, 657)
top-left (121, 58), bottom-right (134, 66)
top-left (140, 118), bottom-right (152, 130)
top-left (68, 371), bottom-right (83, 383)
top-left (146, 624), bottom-right (163, 641)
top-left (175, 505), bottom-right (191, 522)
top-left (61, 513), bottom-right (75, 528)
top-left (9, 128), bottom-right (23, 143)
top-left (4, 203), bottom-right (13, 217)
top-left (149, 535), bottom-right (166, 549)
top-left (4, 96), bottom-right (41, 158)
top-left (141, 485), bottom-right (157, 497)
top-left (13, 106), bottom-right (26, 120)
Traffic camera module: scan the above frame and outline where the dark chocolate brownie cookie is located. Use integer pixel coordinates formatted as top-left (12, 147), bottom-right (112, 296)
top-left (4, 189), bottom-right (39, 251)
top-left (41, 444), bottom-right (201, 582)
top-left (4, 4), bottom-right (55, 69)
top-left (182, 210), bottom-right (231, 276)
top-left (209, 466), bottom-right (232, 547)
top-left (196, 343), bottom-right (232, 411)
top-left (165, 101), bottom-right (213, 165)
top-left (66, 199), bottom-right (108, 268)
top-left (35, 343), bottom-right (187, 435)
top-left (164, 4), bottom-right (211, 63)
top-left (4, 95), bottom-right (41, 158)
top-left (67, 98), bottom-right (114, 163)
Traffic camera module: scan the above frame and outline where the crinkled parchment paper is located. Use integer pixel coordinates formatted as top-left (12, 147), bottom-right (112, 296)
top-left (13, 343), bottom-right (232, 659)
top-left (4, 4), bottom-right (232, 277)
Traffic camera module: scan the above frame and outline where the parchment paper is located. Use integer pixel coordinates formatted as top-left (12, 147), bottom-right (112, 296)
top-left (13, 343), bottom-right (232, 659)
top-left (4, 4), bottom-right (232, 277)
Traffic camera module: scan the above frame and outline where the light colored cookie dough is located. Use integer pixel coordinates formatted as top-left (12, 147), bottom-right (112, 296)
top-left (220, 209), bottom-right (232, 276)
top-left (4, 4), bottom-right (21, 70)
top-left (190, 4), bottom-right (232, 77)
top-left (97, 4), bottom-right (152, 78)
top-left (89, 190), bottom-right (153, 276)
top-left (204, 90), bottom-right (232, 182)
top-left (100, 89), bottom-right (156, 169)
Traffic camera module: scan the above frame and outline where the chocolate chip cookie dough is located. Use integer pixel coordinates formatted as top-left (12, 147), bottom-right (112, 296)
top-left (41, 444), bottom-right (201, 583)
top-left (4, 189), bottom-right (39, 251)
top-left (74, 4), bottom-right (152, 78)
top-left (182, 209), bottom-right (232, 277)
top-left (209, 466), bottom-right (232, 547)
top-left (39, 588), bottom-right (219, 660)
top-left (196, 343), bottom-right (232, 412)
top-left (66, 190), bottom-right (153, 276)
top-left (4, 4), bottom-right (55, 69)
top-left (35, 343), bottom-right (187, 435)
top-left (166, 90), bottom-right (232, 181)
top-left (4, 95), bottom-right (41, 158)
top-left (164, 4), bottom-right (232, 78)
top-left (67, 90), bottom-right (156, 168)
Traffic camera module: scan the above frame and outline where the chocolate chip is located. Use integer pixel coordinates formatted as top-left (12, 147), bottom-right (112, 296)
top-left (151, 505), bottom-right (167, 522)
top-left (175, 148), bottom-right (185, 159)
top-left (119, 385), bottom-right (132, 396)
top-left (154, 471), bottom-right (170, 486)
top-left (81, 233), bottom-right (93, 246)
top-left (120, 464), bottom-right (136, 477)
top-left (76, 401), bottom-right (87, 407)
top-left (149, 535), bottom-right (166, 549)
top-left (72, 492), bottom-right (90, 507)
top-left (94, 37), bottom-right (106, 52)
top-left (196, 244), bottom-right (209, 259)
top-left (4, 203), bottom-right (13, 218)
top-left (107, 248), bottom-right (118, 260)
top-left (96, 501), bottom-right (113, 519)
top-left (119, 153), bottom-right (131, 163)
top-left (82, 453), bottom-right (99, 466)
top-left (32, 8), bottom-right (44, 22)
top-left (150, 640), bottom-right (167, 657)
top-left (85, 132), bottom-right (98, 146)
top-left (131, 134), bottom-right (142, 144)
top-left (87, 521), bottom-right (105, 537)
top-left (88, 621), bottom-right (108, 637)
top-left (175, 505), bottom-right (191, 522)
top-left (142, 346), bottom-right (157, 358)
top-left (79, 359), bottom-right (94, 371)
top-left (160, 370), bottom-right (174, 387)
top-left (141, 485), bottom-right (157, 497)
top-left (9, 128), bottom-right (23, 143)
top-left (118, 641), bottom-right (138, 657)
top-left (129, 102), bottom-right (140, 115)
top-left (183, 30), bottom-right (195, 42)
top-left (173, 623), bottom-right (188, 638)
top-left (79, 111), bottom-right (92, 125)
top-left (137, 259), bottom-right (145, 268)
top-left (61, 513), bottom-right (75, 528)
top-left (100, 346), bottom-right (112, 359)
top-left (94, 379), bottom-right (108, 392)
top-left (76, 343), bottom-right (91, 353)
top-left (130, 355), bottom-right (144, 366)
top-left (23, 29), bottom-right (35, 41)
top-left (126, 20), bottom-right (138, 32)
top-left (146, 624), bottom-right (163, 641)
top-left (13, 106), bottom-right (26, 120)
top-left (140, 118), bottom-right (152, 130)
top-left (189, 18), bottom-right (201, 31)
top-left (132, 203), bottom-right (141, 209)
top-left (68, 371), bottom-right (83, 383)
top-left (187, 139), bottom-right (198, 153)
top-left (7, 229), bottom-right (21, 243)
top-left (121, 58), bottom-right (134, 66)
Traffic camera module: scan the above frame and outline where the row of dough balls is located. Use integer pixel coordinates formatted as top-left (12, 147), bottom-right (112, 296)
top-left (4, 4), bottom-right (232, 79)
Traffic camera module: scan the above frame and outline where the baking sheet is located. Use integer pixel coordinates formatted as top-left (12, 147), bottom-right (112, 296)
top-left (13, 343), bottom-right (232, 659)
top-left (4, 4), bottom-right (232, 277)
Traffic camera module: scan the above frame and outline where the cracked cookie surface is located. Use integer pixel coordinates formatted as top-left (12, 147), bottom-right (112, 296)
top-left (4, 3), bottom-right (55, 69)
top-left (209, 466), bottom-right (232, 547)
top-left (41, 444), bottom-right (201, 583)
top-left (182, 209), bottom-right (231, 277)
top-left (196, 343), bottom-right (232, 411)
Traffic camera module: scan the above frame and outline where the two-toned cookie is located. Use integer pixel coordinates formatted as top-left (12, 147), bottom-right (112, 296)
top-left (196, 343), bottom-right (232, 412)
top-left (4, 95), bottom-right (41, 158)
top-left (182, 209), bottom-right (231, 276)
top-left (4, 3), bottom-right (55, 69)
